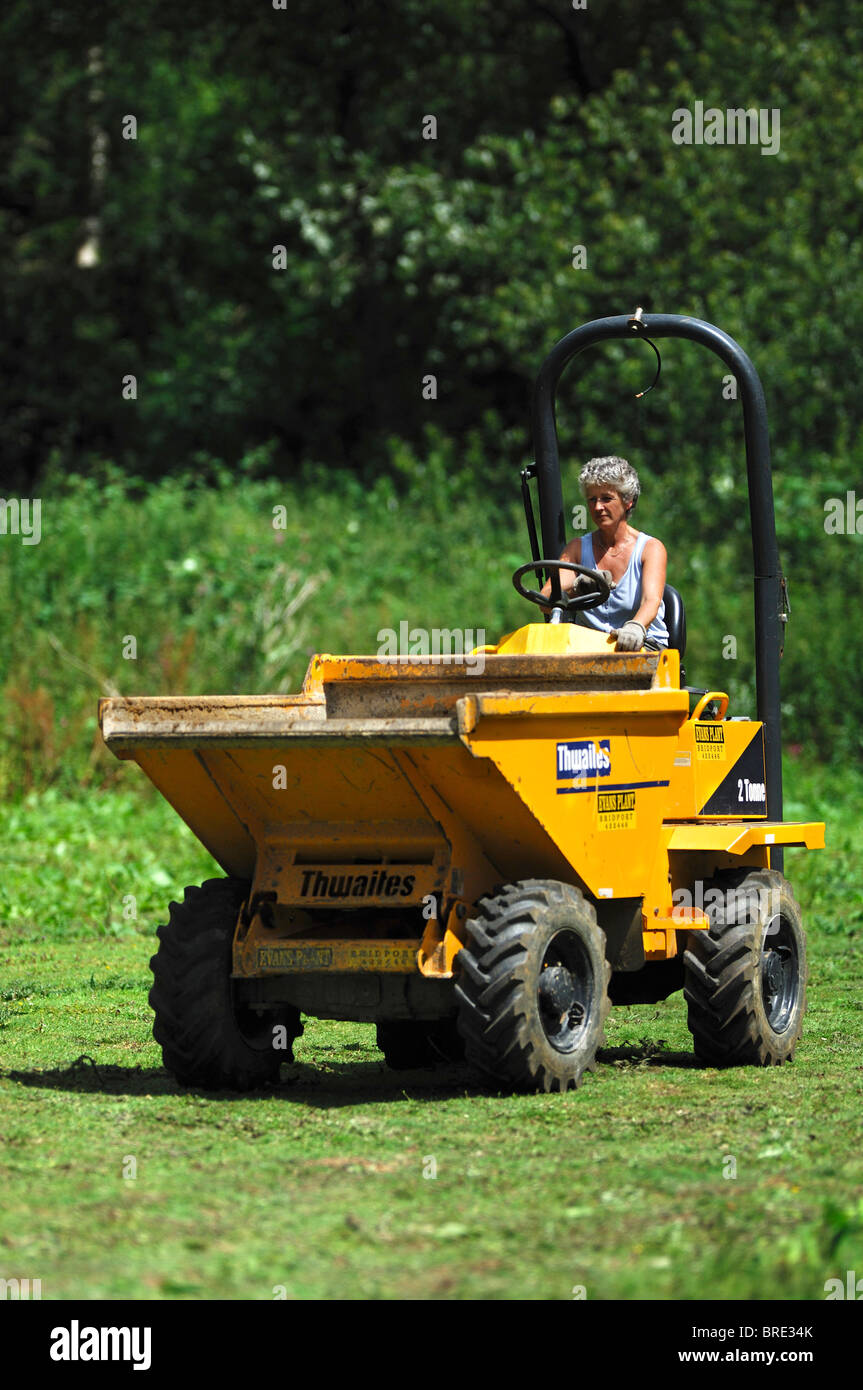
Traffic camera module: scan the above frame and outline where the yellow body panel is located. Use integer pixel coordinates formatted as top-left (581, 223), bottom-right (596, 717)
top-left (665, 821), bottom-right (825, 854)
top-left (98, 622), bottom-right (825, 982)
top-left (459, 687), bottom-right (689, 902)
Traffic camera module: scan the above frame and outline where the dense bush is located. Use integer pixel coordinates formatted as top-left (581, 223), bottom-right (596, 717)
top-left (1, 446), bottom-right (857, 799)
top-left (2, 2), bottom-right (861, 788)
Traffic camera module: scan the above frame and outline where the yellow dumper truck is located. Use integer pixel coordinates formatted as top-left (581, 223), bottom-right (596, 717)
top-left (99, 311), bottom-right (824, 1093)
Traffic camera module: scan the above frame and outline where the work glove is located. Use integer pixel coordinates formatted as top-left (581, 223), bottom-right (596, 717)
top-left (571, 568), bottom-right (615, 595)
top-left (613, 620), bottom-right (646, 652)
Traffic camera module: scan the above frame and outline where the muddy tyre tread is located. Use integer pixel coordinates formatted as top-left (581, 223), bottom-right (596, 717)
top-left (455, 879), bottom-right (611, 1094)
top-left (149, 877), bottom-right (303, 1090)
top-left (683, 868), bottom-right (806, 1066)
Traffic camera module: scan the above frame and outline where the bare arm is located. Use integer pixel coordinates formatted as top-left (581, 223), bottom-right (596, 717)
top-left (632, 538), bottom-right (667, 631)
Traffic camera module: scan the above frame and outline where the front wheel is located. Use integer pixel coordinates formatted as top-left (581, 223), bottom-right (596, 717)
top-left (455, 879), bottom-right (611, 1093)
top-left (683, 868), bottom-right (807, 1066)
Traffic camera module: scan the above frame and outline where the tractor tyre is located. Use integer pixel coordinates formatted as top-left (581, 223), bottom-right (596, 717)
top-left (683, 868), bottom-right (806, 1066)
top-left (455, 879), bottom-right (611, 1093)
top-left (376, 1019), bottom-right (465, 1071)
top-left (149, 877), bottom-right (303, 1090)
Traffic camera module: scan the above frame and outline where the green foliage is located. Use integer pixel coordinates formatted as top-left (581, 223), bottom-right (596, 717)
top-left (1, 5), bottom-right (861, 746)
top-left (0, 457), bottom-right (859, 799)
top-left (3, 0), bottom-right (863, 493)
top-left (2, 2), bottom-right (862, 772)
top-left (1, 6), bottom-right (860, 1304)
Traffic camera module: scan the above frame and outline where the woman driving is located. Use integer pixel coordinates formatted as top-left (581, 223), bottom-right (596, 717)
top-left (541, 456), bottom-right (669, 651)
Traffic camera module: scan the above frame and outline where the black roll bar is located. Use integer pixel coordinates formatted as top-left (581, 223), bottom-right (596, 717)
top-left (529, 311), bottom-right (784, 831)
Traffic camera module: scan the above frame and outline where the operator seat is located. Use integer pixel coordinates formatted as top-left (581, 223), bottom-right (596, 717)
top-left (662, 583), bottom-right (688, 685)
top-left (663, 584), bottom-right (686, 658)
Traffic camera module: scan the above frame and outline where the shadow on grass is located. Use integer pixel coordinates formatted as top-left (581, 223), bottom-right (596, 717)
top-left (2, 1040), bottom-right (701, 1105)
top-left (1, 1051), bottom-right (484, 1105)
top-left (597, 1042), bottom-right (701, 1069)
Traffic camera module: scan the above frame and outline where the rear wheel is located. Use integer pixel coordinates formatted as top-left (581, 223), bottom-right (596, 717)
top-left (455, 879), bottom-right (611, 1093)
top-left (376, 1019), bottom-right (464, 1071)
top-left (683, 868), bottom-right (806, 1065)
top-left (149, 878), bottom-right (303, 1090)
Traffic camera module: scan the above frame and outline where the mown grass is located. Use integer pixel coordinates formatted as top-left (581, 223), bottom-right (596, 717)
top-left (0, 758), bottom-right (860, 1300)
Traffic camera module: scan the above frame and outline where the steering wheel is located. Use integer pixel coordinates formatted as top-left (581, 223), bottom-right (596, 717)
top-left (512, 559), bottom-right (611, 615)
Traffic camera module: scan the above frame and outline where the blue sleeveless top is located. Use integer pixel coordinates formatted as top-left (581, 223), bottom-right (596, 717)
top-left (575, 532), bottom-right (668, 648)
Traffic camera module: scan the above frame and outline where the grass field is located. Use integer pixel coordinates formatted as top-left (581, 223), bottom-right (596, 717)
top-left (0, 759), bottom-right (861, 1301)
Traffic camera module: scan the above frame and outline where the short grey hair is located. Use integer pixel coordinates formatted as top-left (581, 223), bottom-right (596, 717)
top-left (578, 456), bottom-right (641, 513)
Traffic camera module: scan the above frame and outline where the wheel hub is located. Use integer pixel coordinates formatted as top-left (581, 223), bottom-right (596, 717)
top-left (537, 934), bottom-right (593, 1053)
top-left (763, 953), bottom-right (782, 994)
top-left (539, 964), bottom-right (577, 1015)
top-left (760, 916), bottom-right (800, 1033)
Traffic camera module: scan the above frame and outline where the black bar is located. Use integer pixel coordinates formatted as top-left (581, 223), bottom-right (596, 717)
top-left (520, 466), bottom-right (542, 571)
top-left (12, 1297), bottom-right (855, 1369)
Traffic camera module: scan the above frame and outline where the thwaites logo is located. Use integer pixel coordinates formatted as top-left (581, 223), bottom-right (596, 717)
top-left (299, 867), bottom-right (416, 899)
top-left (556, 739), bottom-right (611, 782)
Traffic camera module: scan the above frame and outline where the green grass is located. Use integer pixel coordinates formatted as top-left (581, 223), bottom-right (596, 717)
top-left (0, 452), bottom-right (534, 801)
top-left (0, 758), bottom-right (860, 1300)
top-left (2, 459), bottom-right (861, 806)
